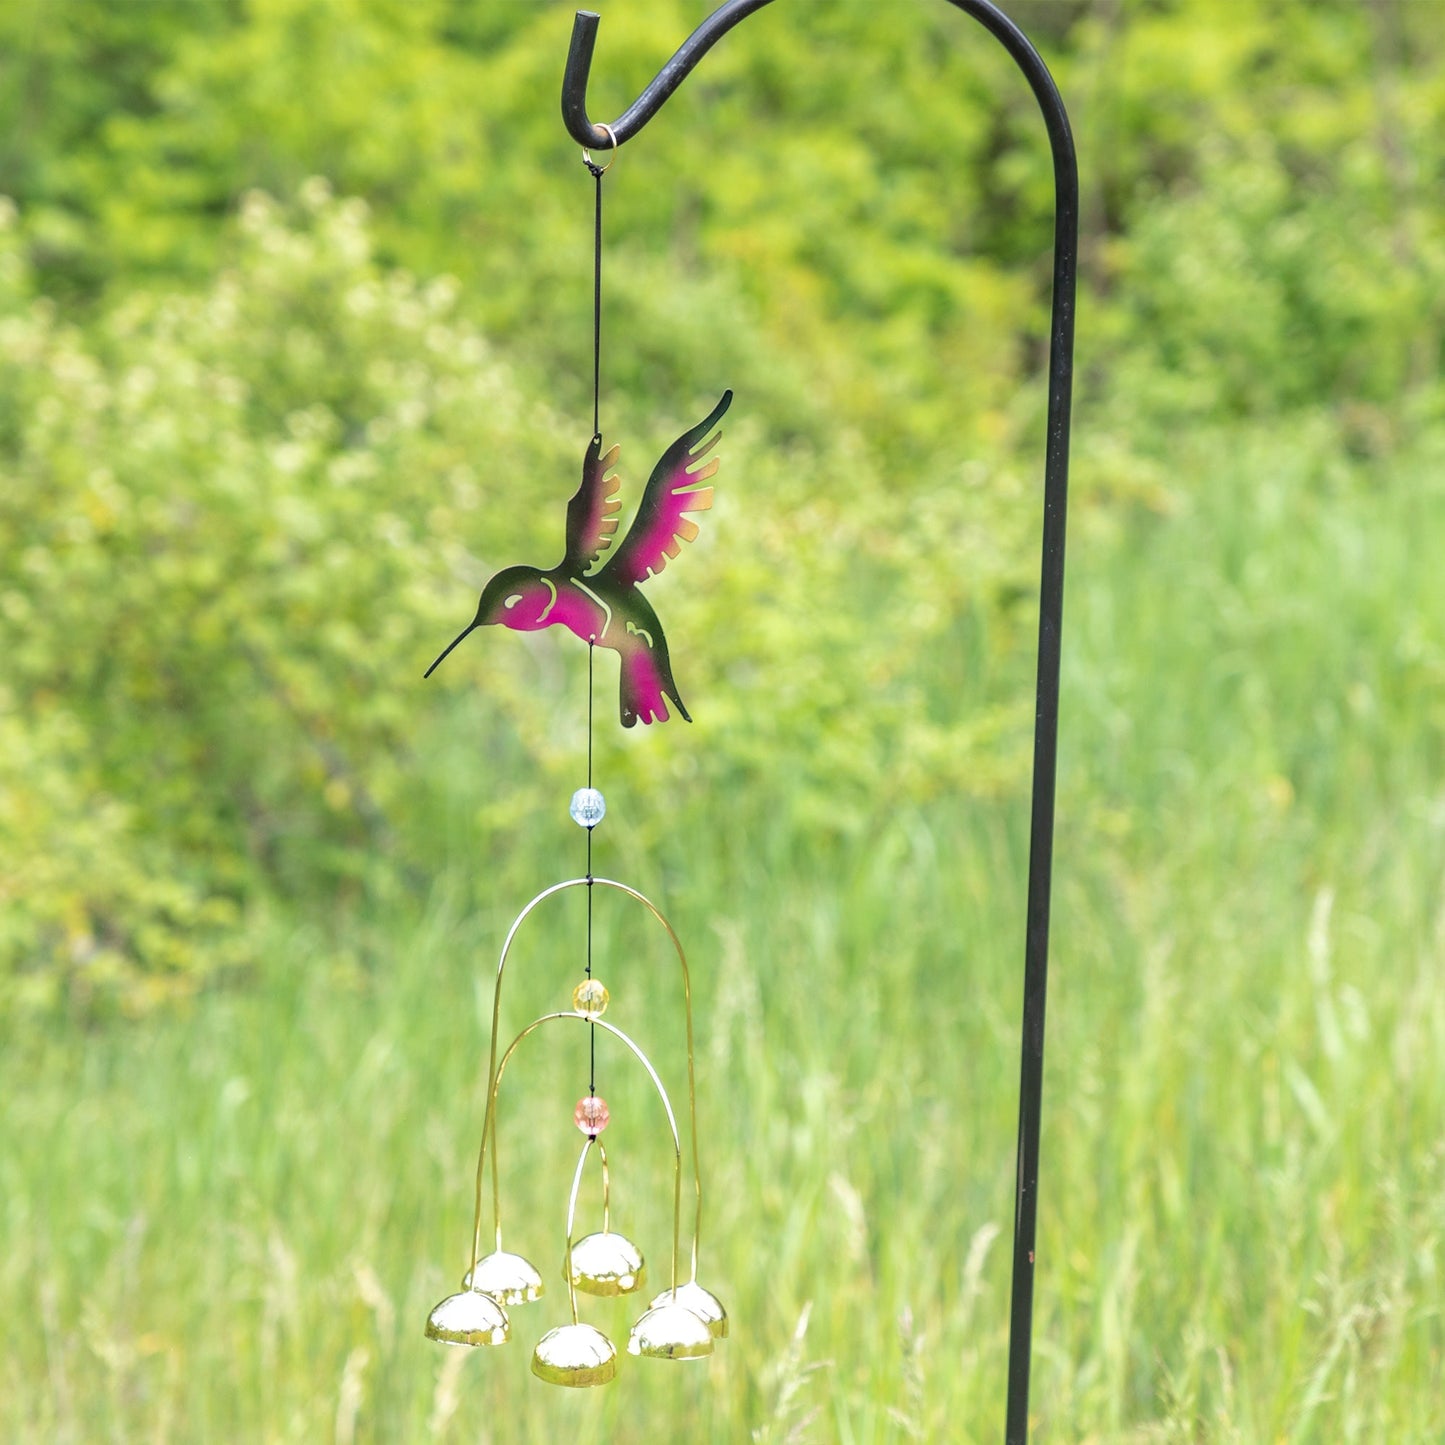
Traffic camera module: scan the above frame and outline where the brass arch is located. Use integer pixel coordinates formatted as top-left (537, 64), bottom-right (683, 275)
top-left (475, 1010), bottom-right (684, 1300)
top-left (466, 876), bottom-right (708, 1284)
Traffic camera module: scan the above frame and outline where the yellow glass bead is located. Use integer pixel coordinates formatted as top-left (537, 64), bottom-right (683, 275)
top-left (572, 979), bottom-right (609, 1019)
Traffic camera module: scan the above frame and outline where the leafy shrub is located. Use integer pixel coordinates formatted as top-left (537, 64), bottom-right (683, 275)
top-left (0, 185), bottom-right (564, 1011)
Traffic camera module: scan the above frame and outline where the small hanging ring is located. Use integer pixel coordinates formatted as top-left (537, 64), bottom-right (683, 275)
top-left (582, 123), bottom-right (618, 173)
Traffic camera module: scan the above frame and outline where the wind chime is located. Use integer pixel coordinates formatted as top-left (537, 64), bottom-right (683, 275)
top-left (421, 127), bottom-right (730, 1386)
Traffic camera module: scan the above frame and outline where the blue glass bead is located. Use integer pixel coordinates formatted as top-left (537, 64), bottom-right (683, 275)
top-left (569, 788), bottom-right (606, 828)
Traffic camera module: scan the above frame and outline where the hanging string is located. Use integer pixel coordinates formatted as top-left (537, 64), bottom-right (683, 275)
top-left (586, 641), bottom-right (596, 1096)
top-left (580, 130), bottom-right (612, 1099)
top-left (584, 147), bottom-right (606, 439)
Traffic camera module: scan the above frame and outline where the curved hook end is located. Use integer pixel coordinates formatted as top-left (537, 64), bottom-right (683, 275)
top-left (563, 11), bottom-right (611, 148)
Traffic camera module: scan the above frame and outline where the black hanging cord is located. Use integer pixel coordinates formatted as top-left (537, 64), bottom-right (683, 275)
top-left (581, 134), bottom-right (610, 1099)
top-left (585, 149), bottom-right (606, 438)
top-left (586, 643), bottom-right (596, 1097)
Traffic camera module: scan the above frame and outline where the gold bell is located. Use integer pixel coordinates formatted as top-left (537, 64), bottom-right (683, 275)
top-left (531, 1322), bottom-right (618, 1387)
top-left (464, 1250), bottom-right (544, 1305)
top-left (567, 1231), bottom-right (646, 1296)
top-left (424, 1287), bottom-right (509, 1347)
top-left (627, 1300), bottom-right (714, 1361)
top-left (646, 1281), bottom-right (728, 1339)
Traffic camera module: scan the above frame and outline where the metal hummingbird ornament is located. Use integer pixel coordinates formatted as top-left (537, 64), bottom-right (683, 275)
top-left (422, 127), bottom-right (732, 1386)
top-left (424, 389), bottom-right (731, 727)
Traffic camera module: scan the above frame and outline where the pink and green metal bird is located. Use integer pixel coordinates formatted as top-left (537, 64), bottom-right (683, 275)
top-left (425, 391), bottom-right (731, 726)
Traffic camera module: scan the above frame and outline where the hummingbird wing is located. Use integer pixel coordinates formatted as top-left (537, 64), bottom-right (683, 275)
top-left (603, 391), bottom-right (731, 587)
top-left (562, 434), bottom-right (623, 573)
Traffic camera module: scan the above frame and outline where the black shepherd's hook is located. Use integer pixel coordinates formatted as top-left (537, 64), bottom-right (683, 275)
top-left (560, 6), bottom-right (1077, 1441)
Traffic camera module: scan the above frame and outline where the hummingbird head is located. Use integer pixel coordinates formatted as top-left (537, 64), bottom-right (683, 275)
top-left (424, 565), bottom-right (558, 679)
top-left (477, 565), bottom-right (557, 632)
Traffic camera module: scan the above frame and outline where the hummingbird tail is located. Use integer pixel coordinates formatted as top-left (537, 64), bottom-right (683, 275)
top-left (618, 647), bottom-right (691, 726)
top-left (423, 622), bottom-right (478, 679)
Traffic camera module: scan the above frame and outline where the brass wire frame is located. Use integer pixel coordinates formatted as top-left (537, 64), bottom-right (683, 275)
top-left (466, 876), bottom-right (708, 1286)
top-left (562, 1138), bottom-right (593, 1326)
top-left (562, 1138), bottom-right (599, 1326)
top-left (485, 1011), bottom-right (684, 1303)
top-left (598, 1140), bottom-right (613, 1234)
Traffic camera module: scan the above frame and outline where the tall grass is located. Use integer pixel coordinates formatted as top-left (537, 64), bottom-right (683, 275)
top-left (4, 417), bottom-right (1443, 1441)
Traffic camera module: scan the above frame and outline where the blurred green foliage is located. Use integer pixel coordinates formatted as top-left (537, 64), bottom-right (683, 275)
top-left (1, 184), bottom-right (536, 1008)
top-left (4, 0), bottom-right (1442, 431)
top-left (5, 0), bottom-right (1440, 1015)
top-left (1, 0), bottom-right (1443, 987)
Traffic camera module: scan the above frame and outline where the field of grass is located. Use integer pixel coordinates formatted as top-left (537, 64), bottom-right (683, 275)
top-left (5, 411), bottom-right (1442, 1443)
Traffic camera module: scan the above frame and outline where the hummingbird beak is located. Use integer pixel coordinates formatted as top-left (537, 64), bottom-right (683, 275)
top-left (423, 620), bottom-right (480, 679)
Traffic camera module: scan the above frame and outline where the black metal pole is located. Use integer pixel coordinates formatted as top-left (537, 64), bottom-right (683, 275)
top-left (559, 7), bottom-right (1076, 1440)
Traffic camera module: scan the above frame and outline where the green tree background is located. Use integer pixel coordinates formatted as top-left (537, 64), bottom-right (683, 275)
top-left (2, 1), bottom-right (1442, 1439)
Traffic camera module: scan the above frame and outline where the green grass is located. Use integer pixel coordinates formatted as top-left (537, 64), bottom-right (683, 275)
top-left (4, 415), bottom-right (1443, 1442)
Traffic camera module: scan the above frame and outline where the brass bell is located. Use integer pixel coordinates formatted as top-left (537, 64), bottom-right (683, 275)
top-left (531, 1322), bottom-right (618, 1387)
top-left (465, 1250), bottom-right (544, 1306)
top-left (646, 1280), bottom-right (728, 1339)
top-left (424, 1287), bottom-right (509, 1347)
top-left (566, 1231), bottom-right (646, 1296)
top-left (627, 1300), bottom-right (713, 1360)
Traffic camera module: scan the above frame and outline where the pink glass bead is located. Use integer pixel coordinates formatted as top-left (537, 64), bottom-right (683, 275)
top-left (574, 1096), bottom-right (610, 1137)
